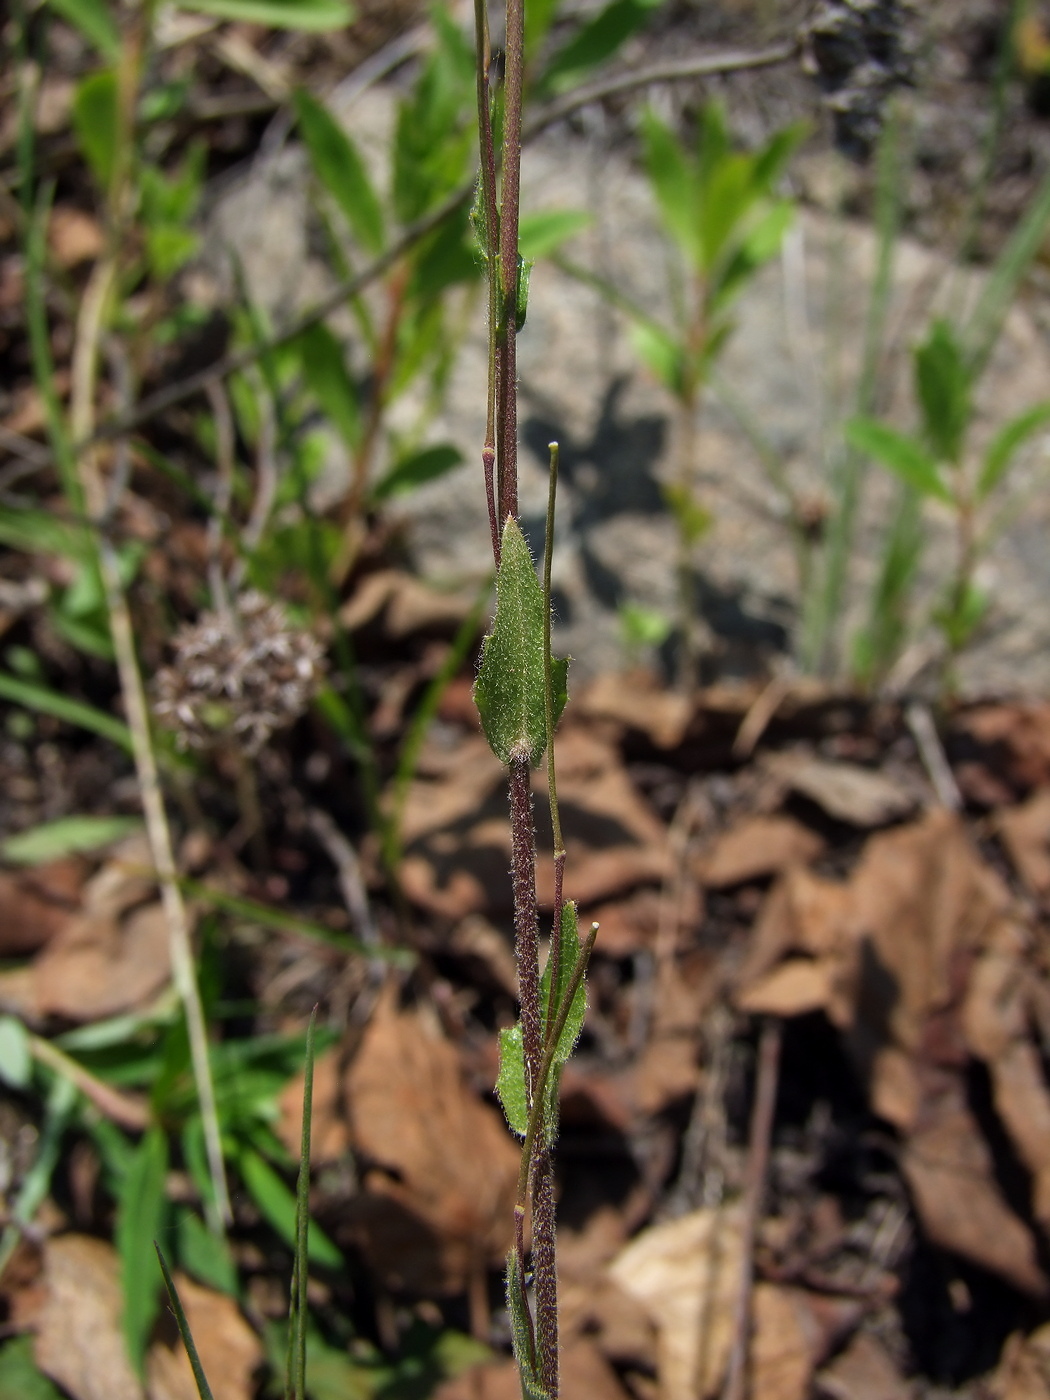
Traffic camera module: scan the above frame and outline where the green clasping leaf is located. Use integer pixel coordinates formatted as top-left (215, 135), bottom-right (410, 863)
top-left (516, 257), bottom-right (533, 331)
top-left (496, 1023), bottom-right (528, 1137)
top-left (475, 517), bottom-right (566, 767)
top-left (541, 902), bottom-right (586, 1065)
top-left (0, 1016), bottom-right (31, 1090)
top-left (505, 1249), bottom-right (550, 1400)
top-left (845, 418), bottom-right (952, 503)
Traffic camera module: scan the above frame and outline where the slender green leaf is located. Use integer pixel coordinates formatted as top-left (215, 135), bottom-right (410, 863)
top-left (291, 1010), bottom-right (317, 1400)
top-left (629, 320), bottom-right (686, 396)
top-left (496, 1023), bottom-right (528, 1137)
top-left (845, 418), bottom-right (952, 502)
top-left (117, 1126), bottom-right (169, 1376)
top-left (0, 1076), bottom-right (76, 1280)
top-left (752, 119), bottom-right (809, 191)
top-left (852, 486), bottom-right (924, 686)
top-left (474, 518), bottom-right (554, 768)
top-left (179, 876), bottom-right (411, 960)
top-left (293, 90), bottom-right (385, 255)
top-left (0, 505), bottom-right (89, 559)
top-left (525, 0), bottom-right (561, 62)
top-left (297, 322), bottom-right (363, 451)
top-left (505, 1249), bottom-right (549, 1400)
top-left (914, 319), bottom-right (971, 464)
top-left (697, 151), bottom-right (754, 270)
top-left (174, 1207), bottom-right (238, 1295)
top-left (0, 1016), bottom-right (31, 1090)
top-left (0, 672), bottom-right (133, 750)
top-left (178, 0), bottom-right (354, 29)
top-left (1, 815), bottom-right (140, 865)
top-left (936, 579), bottom-right (990, 651)
top-left (541, 0), bottom-right (662, 92)
top-left (372, 443), bottom-right (463, 502)
top-left (156, 1246), bottom-right (217, 1400)
top-left (663, 482), bottom-right (713, 544)
top-left (0, 1336), bottom-right (65, 1400)
top-left (518, 209), bottom-right (591, 260)
top-left (964, 163), bottom-right (1050, 375)
top-left (238, 1147), bottom-right (342, 1268)
top-left (978, 400), bottom-right (1050, 501)
top-left (45, 0), bottom-right (119, 58)
top-left (541, 902), bottom-right (586, 1064)
top-left (641, 108), bottom-right (698, 263)
top-left (515, 256), bottom-right (533, 330)
top-left (72, 69), bottom-right (119, 193)
top-left (711, 200), bottom-right (794, 315)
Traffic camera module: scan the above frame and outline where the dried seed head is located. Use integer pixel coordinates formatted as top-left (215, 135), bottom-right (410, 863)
top-left (153, 591), bottom-right (325, 755)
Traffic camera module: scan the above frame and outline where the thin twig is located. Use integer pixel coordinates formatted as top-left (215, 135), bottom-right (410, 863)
top-left (29, 1034), bottom-right (150, 1132)
top-left (231, 371), bottom-right (278, 583)
top-left (69, 240), bottom-right (232, 1230)
top-left (205, 379), bottom-right (236, 620)
top-left (522, 41), bottom-right (799, 138)
top-left (906, 701), bottom-right (962, 810)
top-left (306, 805), bottom-right (378, 948)
top-left (722, 1019), bottom-right (782, 1400)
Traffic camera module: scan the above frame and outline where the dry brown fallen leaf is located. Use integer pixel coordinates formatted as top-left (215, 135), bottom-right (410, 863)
top-left (607, 1207), bottom-right (851, 1400)
top-left (958, 702), bottom-right (1050, 791)
top-left (9, 1233), bottom-right (260, 1400)
top-left (559, 1208), bottom-right (658, 1372)
top-left (147, 1271), bottom-right (261, 1400)
top-left (768, 755), bottom-right (917, 828)
top-left (629, 952), bottom-right (717, 1117)
top-left (339, 988), bottom-right (519, 1294)
top-left (340, 569), bottom-right (475, 637)
top-left (399, 726), bottom-right (674, 919)
top-left (734, 866), bottom-right (853, 1024)
top-left (432, 1340), bottom-right (631, 1400)
top-left (0, 855), bottom-right (87, 956)
top-left (48, 205), bottom-right (105, 267)
top-left (608, 1205), bottom-right (744, 1400)
top-left (993, 1322), bottom-right (1050, 1400)
top-left (15, 1233), bottom-right (144, 1400)
top-left (998, 788), bottom-right (1050, 898)
top-left (963, 917), bottom-right (1050, 1231)
top-left (750, 1282), bottom-right (838, 1400)
top-left (735, 808), bottom-right (1050, 1294)
top-left (0, 836), bottom-right (171, 1023)
top-left (816, 1331), bottom-right (910, 1400)
top-left (695, 815), bottom-right (826, 890)
top-left (576, 671), bottom-right (694, 749)
top-left (901, 1094), bottom-right (1048, 1298)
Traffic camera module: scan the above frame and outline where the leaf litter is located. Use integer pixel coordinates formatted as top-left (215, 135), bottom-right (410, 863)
top-left (10, 558), bottom-right (1050, 1400)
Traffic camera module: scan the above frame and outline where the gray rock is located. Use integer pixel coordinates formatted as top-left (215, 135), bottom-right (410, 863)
top-left (202, 80), bottom-right (1050, 695)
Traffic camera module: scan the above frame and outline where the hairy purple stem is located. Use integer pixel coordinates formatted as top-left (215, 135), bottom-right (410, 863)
top-left (497, 0), bottom-right (524, 522)
top-left (532, 1151), bottom-right (559, 1397)
top-left (509, 758), bottom-right (542, 1095)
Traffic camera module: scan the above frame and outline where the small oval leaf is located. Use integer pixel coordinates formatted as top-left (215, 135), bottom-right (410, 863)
top-left (474, 517), bottom-right (550, 767)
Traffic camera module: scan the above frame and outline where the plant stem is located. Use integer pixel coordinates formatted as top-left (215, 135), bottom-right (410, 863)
top-left (474, 0), bottom-right (502, 563)
top-left (497, 0), bottom-right (525, 522)
top-left (59, 14), bottom-right (231, 1228)
top-left (542, 444), bottom-right (565, 1031)
top-left (508, 758), bottom-right (542, 1100)
top-left (722, 1019), bottom-right (782, 1400)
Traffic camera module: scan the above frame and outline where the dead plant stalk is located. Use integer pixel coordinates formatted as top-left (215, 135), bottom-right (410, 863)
top-left (67, 52), bottom-right (230, 1225)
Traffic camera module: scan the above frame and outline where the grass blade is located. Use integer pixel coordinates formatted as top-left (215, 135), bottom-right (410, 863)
top-left (289, 1007), bottom-right (317, 1400)
top-left (0, 671), bottom-right (133, 750)
top-left (155, 1245), bottom-right (216, 1400)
